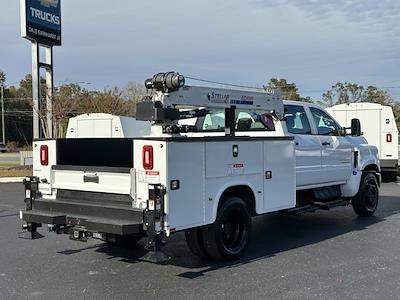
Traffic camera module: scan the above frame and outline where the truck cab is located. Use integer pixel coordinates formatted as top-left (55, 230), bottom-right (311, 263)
top-left (282, 101), bottom-right (379, 195)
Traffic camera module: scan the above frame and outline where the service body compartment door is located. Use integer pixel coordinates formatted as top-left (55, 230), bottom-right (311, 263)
top-left (167, 142), bottom-right (205, 229)
top-left (204, 141), bottom-right (264, 220)
top-left (263, 140), bottom-right (296, 212)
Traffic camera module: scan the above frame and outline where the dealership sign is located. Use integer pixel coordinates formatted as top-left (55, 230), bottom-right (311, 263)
top-left (20, 0), bottom-right (62, 46)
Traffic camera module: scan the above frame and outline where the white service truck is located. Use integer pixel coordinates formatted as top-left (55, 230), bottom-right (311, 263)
top-left (327, 103), bottom-right (398, 181)
top-left (21, 72), bottom-right (380, 263)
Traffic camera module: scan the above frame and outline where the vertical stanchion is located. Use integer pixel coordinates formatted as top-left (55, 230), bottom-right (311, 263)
top-left (142, 184), bottom-right (170, 264)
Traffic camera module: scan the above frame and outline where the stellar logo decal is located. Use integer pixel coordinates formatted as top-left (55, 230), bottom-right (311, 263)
top-left (208, 92), bottom-right (230, 104)
top-left (38, 0), bottom-right (59, 8)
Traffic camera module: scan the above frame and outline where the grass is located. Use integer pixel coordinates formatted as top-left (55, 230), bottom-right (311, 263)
top-left (0, 166), bottom-right (32, 177)
top-left (0, 162), bottom-right (19, 168)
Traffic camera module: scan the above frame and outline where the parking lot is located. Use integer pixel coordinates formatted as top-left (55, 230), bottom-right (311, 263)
top-left (0, 181), bottom-right (399, 299)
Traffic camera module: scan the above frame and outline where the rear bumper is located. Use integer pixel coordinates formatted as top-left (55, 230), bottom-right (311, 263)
top-left (22, 196), bottom-right (144, 235)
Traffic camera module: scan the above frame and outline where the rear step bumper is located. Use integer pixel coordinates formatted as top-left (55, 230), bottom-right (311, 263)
top-left (22, 198), bottom-right (144, 235)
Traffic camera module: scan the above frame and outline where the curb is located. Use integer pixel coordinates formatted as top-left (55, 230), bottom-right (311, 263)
top-left (0, 177), bottom-right (24, 183)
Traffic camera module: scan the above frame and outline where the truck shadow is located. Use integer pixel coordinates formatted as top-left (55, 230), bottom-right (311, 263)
top-left (66, 194), bottom-right (400, 277)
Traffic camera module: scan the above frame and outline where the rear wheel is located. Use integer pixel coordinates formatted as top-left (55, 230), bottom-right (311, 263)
top-left (352, 172), bottom-right (379, 217)
top-left (202, 196), bottom-right (251, 261)
top-left (185, 227), bottom-right (208, 258)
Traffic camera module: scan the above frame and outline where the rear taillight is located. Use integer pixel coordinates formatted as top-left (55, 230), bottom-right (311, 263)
top-left (40, 145), bottom-right (49, 166)
top-left (142, 145), bottom-right (153, 170)
top-left (386, 133), bottom-right (392, 143)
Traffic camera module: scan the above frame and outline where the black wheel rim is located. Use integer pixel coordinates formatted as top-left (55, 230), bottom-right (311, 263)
top-left (364, 179), bottom-right (378, 212)
top-left (220, 209), bottom-right (247, 254)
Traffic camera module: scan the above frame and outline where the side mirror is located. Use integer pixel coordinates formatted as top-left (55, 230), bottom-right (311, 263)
top-left (351, 118), bottom-right (361, 136)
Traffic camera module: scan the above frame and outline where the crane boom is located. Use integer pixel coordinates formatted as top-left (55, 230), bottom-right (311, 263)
top-left (137, 72), bottom-right (284, 124)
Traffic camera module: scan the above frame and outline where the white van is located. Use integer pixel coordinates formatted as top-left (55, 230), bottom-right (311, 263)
top-left (327, 103), bottom-right (399, 181)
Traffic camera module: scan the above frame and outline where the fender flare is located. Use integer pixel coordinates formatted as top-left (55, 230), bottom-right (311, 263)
top-left (210, 181), bottom-right (258, 224)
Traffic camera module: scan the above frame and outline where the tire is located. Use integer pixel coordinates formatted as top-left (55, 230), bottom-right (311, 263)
top-left (202, 196), bottom-right (251, 261)
top-left (185, 227), bottom-right (208, 258)
top-left (105, 234), bottom-right (142, 247)
top-left (352, 172), bottom-right (379, 217)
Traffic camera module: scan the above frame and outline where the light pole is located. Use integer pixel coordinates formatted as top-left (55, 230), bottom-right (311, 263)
top-left (0, 71), bottom-right (5, 145)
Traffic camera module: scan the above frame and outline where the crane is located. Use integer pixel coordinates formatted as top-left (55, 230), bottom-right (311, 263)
top-left (136, 72), bottom-right (284, 135)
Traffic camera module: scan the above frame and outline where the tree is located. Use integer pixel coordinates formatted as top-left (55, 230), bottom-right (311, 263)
top-left (364, 86), bottom-right (393, 105)
top-left (122, 81), bottom-right (147, 116)
top-left (76, 88), bottom-right (135, 117)
top-left (265, 78), bottom-right (313, 102)
top-left (47, 83), bottom-right (87, 138)
top-left (393, 103), bottom-right (400, 130)
top-left (0, 70), bottom-right (5, 85)
top-left (322, 82), bottom-right (399, 129)
top-left (322, 82), bottom-right (393, 106)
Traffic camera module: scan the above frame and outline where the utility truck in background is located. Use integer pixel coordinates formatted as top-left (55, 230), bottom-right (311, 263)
top-left (66, 113), bottom-right (151, 138)
top-left (20, 72), bottom-right (380, 263)
top-left (327, 103), bottom-right (399, 182)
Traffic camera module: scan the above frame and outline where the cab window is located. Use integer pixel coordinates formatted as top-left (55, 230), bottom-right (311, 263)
top-left (284, 105), bottom-right (312, 134)
top-left (195, 109), bottom-right (275, 131)
top-left (309, 107), bottom-right (340, 135)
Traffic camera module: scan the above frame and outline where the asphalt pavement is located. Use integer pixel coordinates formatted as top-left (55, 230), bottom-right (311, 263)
top-left (1, 181), bottom-right (400, 299)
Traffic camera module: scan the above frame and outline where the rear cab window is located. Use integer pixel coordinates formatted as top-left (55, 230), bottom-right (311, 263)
top-left (284, 105), bottom-right (312, 135)
top-left (195, 109), bottom-right (276, 132)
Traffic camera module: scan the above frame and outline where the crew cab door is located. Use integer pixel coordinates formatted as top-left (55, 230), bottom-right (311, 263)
top-left (308, 107), bottom-right (352, 183)
top-left (284, 105), bottom-right (322, 188)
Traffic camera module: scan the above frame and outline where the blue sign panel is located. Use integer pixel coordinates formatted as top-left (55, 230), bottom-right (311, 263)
top-left (21, 0), bottom-right (62, 46)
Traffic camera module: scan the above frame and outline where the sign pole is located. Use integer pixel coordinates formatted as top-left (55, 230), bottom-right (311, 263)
top-left (21, 0), bottom-right (61, 140)
top-left (45, 46), bottom-right (53, 138)
top-left (31, 41), bottom-right (40, 139)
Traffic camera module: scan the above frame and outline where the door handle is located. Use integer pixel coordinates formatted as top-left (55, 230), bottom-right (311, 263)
top-left (84, 174), bottom-right (99, 183)
top-left (295, 142), bottom-right (299, 146)
top-left (322, 142), bottom-right (330, 146)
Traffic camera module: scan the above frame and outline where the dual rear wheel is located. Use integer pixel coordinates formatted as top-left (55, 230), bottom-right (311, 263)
top-left (185, 196), bottom-right (251, 261)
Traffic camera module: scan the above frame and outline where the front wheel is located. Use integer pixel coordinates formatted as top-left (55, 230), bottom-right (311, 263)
top-left (352, 172), bottom-right (379, 217)
top-left (202, 196), bottom-right (251, 261)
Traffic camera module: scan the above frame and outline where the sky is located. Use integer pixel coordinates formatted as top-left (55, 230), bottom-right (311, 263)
top-left (0, 0), bottom-right (399, 100)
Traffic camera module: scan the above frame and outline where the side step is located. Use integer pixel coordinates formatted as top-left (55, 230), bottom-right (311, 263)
top-left (287, 199), bottom-right (350, 216)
